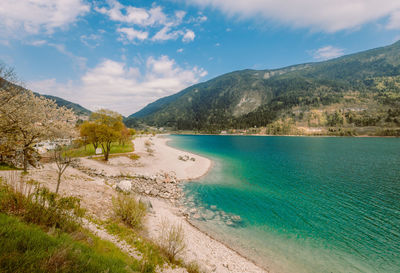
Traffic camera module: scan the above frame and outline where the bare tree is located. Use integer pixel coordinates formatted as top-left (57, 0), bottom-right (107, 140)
top-left (53, 146), bottom-right (73, 194)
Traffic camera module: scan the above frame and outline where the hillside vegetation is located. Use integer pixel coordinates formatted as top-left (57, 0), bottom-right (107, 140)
top-left (127, 41), bottom-right (400, 135)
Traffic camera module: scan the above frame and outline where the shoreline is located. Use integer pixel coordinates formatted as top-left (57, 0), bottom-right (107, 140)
top-left (163, 135), bottom-right (269, 271)
top-left (144, 135), bottom-right (268, 273)
top-left (163, 136), bottom-right (215, 181)
top-left (169, 133), bottom-right (399, 138)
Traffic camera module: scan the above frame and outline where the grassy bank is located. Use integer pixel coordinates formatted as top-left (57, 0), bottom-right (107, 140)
top-left (67, 141), bottom-right (134, 158)
top-left (0, 176), bottom-right (198, 273)
top-left (0, 213), bottom-right (141, 273)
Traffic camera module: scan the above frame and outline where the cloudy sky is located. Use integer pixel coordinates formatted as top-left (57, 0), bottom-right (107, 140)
top-left (1, 0), bottom-right (400, 116)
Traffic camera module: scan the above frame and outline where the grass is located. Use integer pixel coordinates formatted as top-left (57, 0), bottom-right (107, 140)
top-left (112, 193), bottom-right (146, 230)
top-left (0, 178), bottom-right (84, 233)
top-left (0, 163), bottom-right (20, 171)
top-left (0, 213), bottom-right (141, 273)
top-left (104, 220), bottom-right (166, 271)
top-left (66, 141), bottom-right (134, 158)
top-left (0, 177), bottom-right (143, 272)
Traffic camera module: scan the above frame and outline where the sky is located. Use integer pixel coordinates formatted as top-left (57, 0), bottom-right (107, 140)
top-left (0, 0), bottom-right (400, 116)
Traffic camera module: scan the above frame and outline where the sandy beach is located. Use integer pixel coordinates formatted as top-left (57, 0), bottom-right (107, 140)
top-left (1, 135), bottom-right (267, 273)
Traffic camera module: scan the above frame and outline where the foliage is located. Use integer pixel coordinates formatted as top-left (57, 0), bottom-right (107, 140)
top-left (0, 213), bottom-right (141, 273)
top-left (80, 109), bottom-right (127, 161)
top-left (66, 142), bottom-right (134, 158)
top-left (0, 163), bottom-right (19, 171)
top-left (0, 175), bottom-right (84, 232)
top-left (79, 122), bottom-right (100, 151)
top-left (0, 64), bottom-right (76, 171)
top-left (157, 218), bottom-right (186, 262)
top-left (112, 193), bottom-right (146, 230)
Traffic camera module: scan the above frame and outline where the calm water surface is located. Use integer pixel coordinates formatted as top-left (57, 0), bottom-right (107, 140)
top-left (168, 135), bottom-right (400, 273)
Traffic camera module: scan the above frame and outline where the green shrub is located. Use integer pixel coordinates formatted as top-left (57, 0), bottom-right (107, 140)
top-left (0, 176), bottom-right (85, 232)
top-left (185, 261), bottom-right (202, 273)
top-left (112, 194), bottom-right (146, 229)
top-left (157, 219), bottom-right (186, 262)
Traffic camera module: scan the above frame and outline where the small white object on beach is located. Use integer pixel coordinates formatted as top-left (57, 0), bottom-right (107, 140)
top-left (116, 180), bottom-right (132, 192)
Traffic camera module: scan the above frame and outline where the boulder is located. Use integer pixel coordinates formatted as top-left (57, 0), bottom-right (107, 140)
top-left (116, 180), bottom-right (132, 192)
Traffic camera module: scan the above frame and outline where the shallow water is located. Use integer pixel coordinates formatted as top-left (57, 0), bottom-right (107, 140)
top-left (168, 135), bottom-right (400, 273)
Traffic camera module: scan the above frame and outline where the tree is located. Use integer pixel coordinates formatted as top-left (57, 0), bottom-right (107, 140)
top-left (80, 122), bottom-right (100, 150)
top-left (53, 146), bottom-right (73, 194)
top-left (81, 109), bottom-right (124, 161)
top-left (0, 64), bottom-right (76, 171)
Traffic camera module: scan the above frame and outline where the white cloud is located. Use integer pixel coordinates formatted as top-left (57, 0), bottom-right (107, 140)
top-left (96, 1), bottom-right (198, 44)
top-left (177, 48), bottom-right (184, 53)
top-left (80, 34), bottom-right (102, 48)
top-left (95, 1), bottom-right (168, 27)
top-left (312, 46), bottom-right (345, 61)
top-left (152, 27), bottom-right (182, 41)
top-left (117, 27), bottom-right (149, 42)
top-left (0, 0), bottom-right (90, 37)
top-left (182, 30), bottom-right (195, 42)
top-left (387, 10), bottom-right (400, 29)
top-left (28, 56), bottom-right (207, 116)
top-left (30, 40), bottom-right (47, 46)
top-left (186, 0), bottom-right (400, 32)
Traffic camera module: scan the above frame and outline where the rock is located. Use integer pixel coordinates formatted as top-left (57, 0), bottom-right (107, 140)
top-left (226, 220), bottom-right (235, 226)
top-left (193, 213), bottom-right (203, 220)
top-left (116, 180), bottom-right (132, 192)
top-left (203, 210), bottom-right (216, 220)
top-left (189, 208), bottom-right (197, 214)
top-left (231, 215), bottom-right (242, 222)
top-left (210, 205), bottom-right (217, 211)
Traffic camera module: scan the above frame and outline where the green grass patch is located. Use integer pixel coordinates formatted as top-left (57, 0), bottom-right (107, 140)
top-left (0, 163), bottom-right (20, 171)
top-left (67, 142), bottom-right (134, 158)
top-left (104, 220), bottom-right (166, 270)
top-left (0, 213), bottom-right (141, 273)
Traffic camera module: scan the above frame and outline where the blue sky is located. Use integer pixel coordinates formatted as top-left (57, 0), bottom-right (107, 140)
top-left (1, 0), bottom-right (400, 115)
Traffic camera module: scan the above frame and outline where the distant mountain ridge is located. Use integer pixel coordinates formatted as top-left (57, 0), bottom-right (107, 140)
top-left (0, 76), bottom-right (91, 116)
top-left (126, 40), bottom-right (400, 134)
top-left (34, 93), bottom-right (91, 116)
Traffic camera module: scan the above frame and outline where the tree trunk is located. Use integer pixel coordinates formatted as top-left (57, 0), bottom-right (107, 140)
top-left (101, 143), bottom-right (109, 161)
top-left (23, 148), bottom-right (28, 172)
top-left (56, 173), bottom-right (62, 194)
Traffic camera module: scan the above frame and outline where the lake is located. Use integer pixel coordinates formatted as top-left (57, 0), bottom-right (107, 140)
top-left (168, 135), bottom-right (400, 273)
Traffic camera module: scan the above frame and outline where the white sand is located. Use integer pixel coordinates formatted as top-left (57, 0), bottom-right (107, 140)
top-left (79, 135), bottom-right (212, 181)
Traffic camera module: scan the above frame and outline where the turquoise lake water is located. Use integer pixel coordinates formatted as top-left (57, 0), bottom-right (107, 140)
top-left (168, 135), bottom-right (400, 273)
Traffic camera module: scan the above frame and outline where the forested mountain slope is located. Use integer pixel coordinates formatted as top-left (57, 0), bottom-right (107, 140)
top-left (127, 41), bottom-right (400, 135)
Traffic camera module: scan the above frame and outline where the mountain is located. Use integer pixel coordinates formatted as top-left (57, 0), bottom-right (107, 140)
top-left (34, 93), bottom-right (91, 116)
top-left (127, 41), bottom-right (400, 135)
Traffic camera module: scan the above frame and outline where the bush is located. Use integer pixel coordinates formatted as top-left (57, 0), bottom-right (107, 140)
top-left (157, 218), bottom-right (186, 262)
top-left (185, 261), bottom-right (202, 273)
top-left (112, 194), bottom-right (146, 229)
top-left (0, 174), bottom-right (85, 232)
